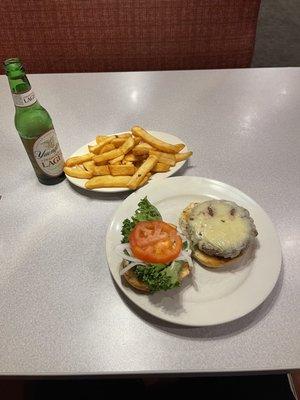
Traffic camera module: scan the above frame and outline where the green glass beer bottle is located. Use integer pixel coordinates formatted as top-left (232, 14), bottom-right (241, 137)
top-left (4, 58), bottom-right (65, 185)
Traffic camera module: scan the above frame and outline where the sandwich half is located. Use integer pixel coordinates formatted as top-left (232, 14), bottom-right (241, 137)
top-left (179, 200), bottom-right (258, 268)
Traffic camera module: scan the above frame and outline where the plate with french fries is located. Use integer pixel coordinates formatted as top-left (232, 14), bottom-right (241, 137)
top-left (64, 126), bottom-right (193, 192)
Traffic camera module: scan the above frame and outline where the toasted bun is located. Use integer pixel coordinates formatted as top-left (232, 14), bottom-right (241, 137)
top-left (179, 202), bottom-right (197, 235)
top-left (123, 262), bottom-right (191, 293)
top-left (180, 202), bottom-right (244, 269)
top-left (123, 266), bottom-right (150, 293)
top-left (192, 248), bottom-right (243, 268)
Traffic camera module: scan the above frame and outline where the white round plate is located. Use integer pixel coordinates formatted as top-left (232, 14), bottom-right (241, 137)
top-left (65, 131), bottom-right (189, 193)
top-left (106, 176), bottom-right (282, 326)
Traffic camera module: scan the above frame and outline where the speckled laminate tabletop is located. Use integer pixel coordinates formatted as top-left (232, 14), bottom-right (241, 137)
top-left (0, 68), bottom-right (299, 375)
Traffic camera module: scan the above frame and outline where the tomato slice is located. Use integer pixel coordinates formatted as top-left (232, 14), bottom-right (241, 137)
top-left (129, 221), bottom-right (182, 264)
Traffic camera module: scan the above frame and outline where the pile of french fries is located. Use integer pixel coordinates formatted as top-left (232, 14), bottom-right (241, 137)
top-left (64, 126), bottom-right (192, 190)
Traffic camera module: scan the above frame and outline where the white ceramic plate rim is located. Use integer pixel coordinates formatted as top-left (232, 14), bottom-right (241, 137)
top-left (65, 131), bottom-right (188, 193)
top-left (105, 176), bottom-right (282, 326)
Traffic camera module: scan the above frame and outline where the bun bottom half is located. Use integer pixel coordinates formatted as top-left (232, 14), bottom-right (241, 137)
top-left (192, 248), bottom-right (244, 268)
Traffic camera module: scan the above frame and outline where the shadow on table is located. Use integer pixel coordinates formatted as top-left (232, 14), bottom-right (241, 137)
top-left (172, 160), bottom-right (194, 177)
top-left (112, 262), bottom-right (284, 340)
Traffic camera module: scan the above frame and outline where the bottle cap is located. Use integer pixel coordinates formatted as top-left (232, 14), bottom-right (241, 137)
top-left (3, 58), bottom-right (25, 77)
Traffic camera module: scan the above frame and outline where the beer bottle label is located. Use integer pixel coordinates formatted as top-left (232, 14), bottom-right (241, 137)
top-left (33, 129), bottom-right (65, 177)
top-left (12, 88), bottom-right (37, 107)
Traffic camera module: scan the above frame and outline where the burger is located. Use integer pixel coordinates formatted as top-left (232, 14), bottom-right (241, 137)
top-left (179, 199), bottom-right (258, 268)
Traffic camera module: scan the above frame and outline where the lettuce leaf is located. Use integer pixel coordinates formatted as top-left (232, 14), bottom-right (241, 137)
top-left (121, 197), bottom-right (162, 243)
top-left (134, 261), bottom-right (184, 292)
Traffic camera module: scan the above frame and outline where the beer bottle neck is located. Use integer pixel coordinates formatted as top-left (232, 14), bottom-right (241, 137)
top-left (4, 58), bottom-right (38, 108)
